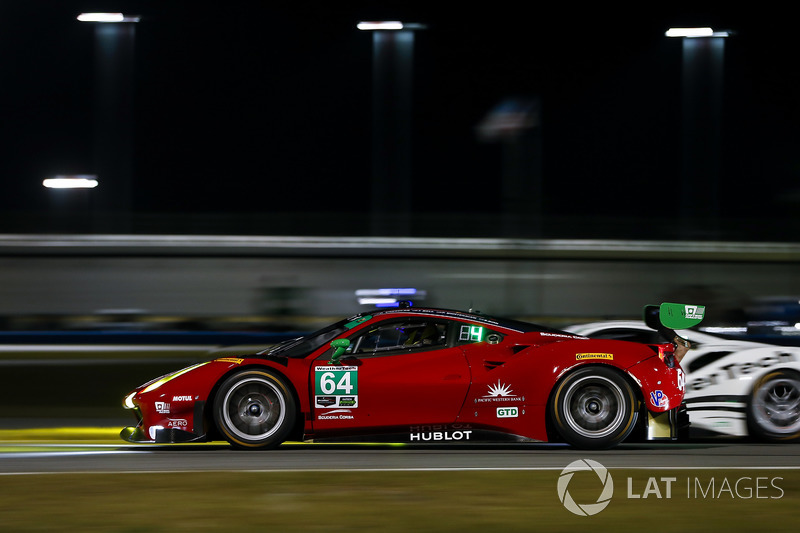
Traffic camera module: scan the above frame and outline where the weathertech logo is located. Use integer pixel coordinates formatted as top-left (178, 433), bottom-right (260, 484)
top-left (576, 353), bottom-right (613, 361)
top-left (684, 305), bottom-right (705, 320)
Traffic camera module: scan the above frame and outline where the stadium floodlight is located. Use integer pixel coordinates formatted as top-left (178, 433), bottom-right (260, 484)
top-left (666, 27), bottom-right (730, 38)
top-left (43, 175), bottom-right (99, 189)
top-left (358, 21), bottom-right (404, 31)
top-left (77, 13), bottom-right (140, 23)
top-left (357, 21), bottom-right (426, 31)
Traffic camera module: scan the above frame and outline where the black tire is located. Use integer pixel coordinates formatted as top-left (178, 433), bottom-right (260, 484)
top-left (747, 370), bottom-right (800, 442)
top-left (213, 369), bottom-right (296, 449)
top-left (551, 366), bottom-right (638, 449)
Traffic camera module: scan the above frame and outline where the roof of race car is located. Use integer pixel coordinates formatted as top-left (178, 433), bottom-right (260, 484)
top-left (357, 306), bottom-right (565, 335)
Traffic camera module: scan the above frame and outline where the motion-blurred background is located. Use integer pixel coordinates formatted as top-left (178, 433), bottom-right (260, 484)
top-left (2, 2), bottom-right (800, 422)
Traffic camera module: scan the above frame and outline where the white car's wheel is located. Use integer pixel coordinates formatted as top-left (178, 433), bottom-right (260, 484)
top-left (747, 370), bottom-right (800, 442)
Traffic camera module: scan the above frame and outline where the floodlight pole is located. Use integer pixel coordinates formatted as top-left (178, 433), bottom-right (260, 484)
top-left (80, 14), bottom-right (139, 233)
top-left (359, 22), bottom-right (424, 236)
top-left (668, 28), bottom-right (729, 238)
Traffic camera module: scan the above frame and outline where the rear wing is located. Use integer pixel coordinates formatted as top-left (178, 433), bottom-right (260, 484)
top-left (644, 302), bottom-right (705, 332)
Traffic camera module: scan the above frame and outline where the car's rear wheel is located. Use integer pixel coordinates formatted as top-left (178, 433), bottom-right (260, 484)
top-left (213, 369), bottom-right (296, 449)
top-left (747, 370), bottom-right (800, 442)
top-left (551, 366), bottom-right (638, 449)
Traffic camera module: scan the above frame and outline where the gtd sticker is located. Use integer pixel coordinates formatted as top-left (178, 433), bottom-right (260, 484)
top-left (497, 407), bottom-right (518, 418)
top-left (315, 366), bottom-right (359, 408)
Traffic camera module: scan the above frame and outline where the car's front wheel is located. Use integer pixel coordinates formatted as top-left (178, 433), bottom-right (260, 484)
top-left (213, 369), bottom-right (296, 449)
top-left (747, 370), bottom-right (800, 442)
top-left (551, 366), bottom-right (638, 449)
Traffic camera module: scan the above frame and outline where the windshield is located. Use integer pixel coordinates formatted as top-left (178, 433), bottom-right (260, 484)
top-left (264, 319), bottom-right (351, 359)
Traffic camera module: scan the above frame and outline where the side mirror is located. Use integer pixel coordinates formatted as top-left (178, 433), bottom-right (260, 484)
top-left (329, 338), bottom-right (351, 365)
top-left (644, 302), bottom-right (705, 331)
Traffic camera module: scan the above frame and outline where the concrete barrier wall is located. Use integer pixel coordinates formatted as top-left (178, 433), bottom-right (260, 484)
top-left (1, 235), bottom-right (799, 323)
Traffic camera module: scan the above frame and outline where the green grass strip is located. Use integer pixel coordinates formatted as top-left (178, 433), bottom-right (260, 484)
top-left (0, 470), bottom-right (798, 532)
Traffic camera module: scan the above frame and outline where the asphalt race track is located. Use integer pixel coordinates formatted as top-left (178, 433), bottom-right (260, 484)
top-left (2, 441), bottom-right (799, 475)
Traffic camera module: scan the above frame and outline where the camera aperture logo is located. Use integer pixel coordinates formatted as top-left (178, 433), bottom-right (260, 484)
top-left (557, 459), bottom-right (614, 516)
top-left (558, 459), bottom-right (786, 516)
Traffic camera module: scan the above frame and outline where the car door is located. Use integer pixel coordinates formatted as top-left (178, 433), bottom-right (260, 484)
top-left (310, 317), bottom-right (471, 436)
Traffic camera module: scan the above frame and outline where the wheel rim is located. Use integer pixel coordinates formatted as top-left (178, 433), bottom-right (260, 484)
top-left (562, 375), bottom-right (627, 439)
top-left (753, 376), bottom-right (800, 435)
top-left (221, 376), bottom-right (286, 441)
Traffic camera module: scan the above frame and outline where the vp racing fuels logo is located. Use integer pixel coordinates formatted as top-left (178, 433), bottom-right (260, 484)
top-left (650, 390), bottom-right (667, 407)
top-left (558, 459), bottom-right (614, 516)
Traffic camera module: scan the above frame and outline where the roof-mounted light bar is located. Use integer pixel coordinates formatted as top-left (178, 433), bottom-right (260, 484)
top-left (355, 288), bottom-right (426, 307)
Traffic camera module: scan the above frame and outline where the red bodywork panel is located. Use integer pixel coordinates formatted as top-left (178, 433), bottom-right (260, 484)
top-left (122, 310), bottom-right (685, 446)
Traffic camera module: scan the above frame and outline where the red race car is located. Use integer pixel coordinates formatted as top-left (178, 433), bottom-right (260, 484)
top-left (121, 303), bottom-right (701, 449)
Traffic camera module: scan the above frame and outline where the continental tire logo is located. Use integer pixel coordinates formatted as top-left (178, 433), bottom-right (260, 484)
top-left (557, 459), bottom-right (614, 516)
top-left (575, 353), bottom-right (613, 361)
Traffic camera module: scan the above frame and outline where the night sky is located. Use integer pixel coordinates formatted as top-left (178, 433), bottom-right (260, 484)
top-left (0, 2), bottom-right (798, 237)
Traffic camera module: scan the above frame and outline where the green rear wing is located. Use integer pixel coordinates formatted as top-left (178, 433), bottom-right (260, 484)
top-left (644, 302), bottom-right (705, 331)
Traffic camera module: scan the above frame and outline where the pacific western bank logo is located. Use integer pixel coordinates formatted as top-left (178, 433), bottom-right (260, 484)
top-left (557, 459), bottom-right (614, 516)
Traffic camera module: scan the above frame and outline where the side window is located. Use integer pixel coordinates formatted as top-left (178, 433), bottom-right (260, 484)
top-left (349, 320), bottom-right (447, 356)
top-left (453, 323), bottom-right (503, 345)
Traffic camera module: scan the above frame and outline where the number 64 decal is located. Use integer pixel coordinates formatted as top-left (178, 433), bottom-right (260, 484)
top-left (315, 366), bottom-right (359, 408)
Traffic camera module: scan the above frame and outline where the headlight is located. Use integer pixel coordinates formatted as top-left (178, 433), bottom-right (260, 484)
top-left (123, 391), bottom-right (137, 409)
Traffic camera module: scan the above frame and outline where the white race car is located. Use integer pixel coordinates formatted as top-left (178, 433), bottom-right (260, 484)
top-left (565, 321), bottom-right (800, 442)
